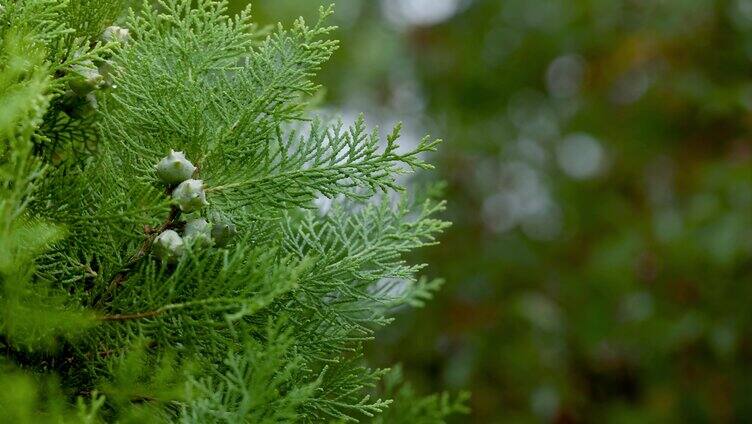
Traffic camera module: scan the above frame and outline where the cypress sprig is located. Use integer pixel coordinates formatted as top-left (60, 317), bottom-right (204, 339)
top-left (0, 1), bottom-right (468, 422)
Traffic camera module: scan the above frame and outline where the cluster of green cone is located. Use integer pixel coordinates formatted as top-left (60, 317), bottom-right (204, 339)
top-left (152, 150), bottom-right (236, 263)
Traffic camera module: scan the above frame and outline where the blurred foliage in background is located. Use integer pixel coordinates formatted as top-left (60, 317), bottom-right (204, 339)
top-left (243, 1), bottom-right (752, 422)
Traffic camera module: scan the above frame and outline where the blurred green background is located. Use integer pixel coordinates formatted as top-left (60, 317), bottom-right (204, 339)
top-left (237, 1), bottom-right (752, 422)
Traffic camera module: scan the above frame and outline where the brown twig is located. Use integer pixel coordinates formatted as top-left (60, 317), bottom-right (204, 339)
top-left (98, 297), bottom-right (232, 322)
top-left (93, 205), bottom-right (182, 308)
top-left (99, 309), bottom-right (163, 321)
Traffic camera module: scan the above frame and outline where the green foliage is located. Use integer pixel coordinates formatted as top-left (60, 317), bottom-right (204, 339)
top-left (182, 319), bottom-right (319, 422)
top-left (62, 0), bottom-right (128, 38)
top-left (0, 0), bottom-right (97, 353)
top-left (0, 367), bottom-right (96, 424)
top-left (0, 0), bottom-right (462, 422)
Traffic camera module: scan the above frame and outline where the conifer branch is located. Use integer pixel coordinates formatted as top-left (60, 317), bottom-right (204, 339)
top-left (94, 204), bottom-right (181, 308)
top-left (0, 1), bottom-right (463, 421)
top-left (99, 310), bottom-right (161, 321)
top-left (99, 297), bottom-right (242, 321)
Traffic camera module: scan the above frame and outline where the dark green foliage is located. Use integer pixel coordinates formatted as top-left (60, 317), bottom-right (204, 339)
top-left (0, 0), bottom-right (464, 422)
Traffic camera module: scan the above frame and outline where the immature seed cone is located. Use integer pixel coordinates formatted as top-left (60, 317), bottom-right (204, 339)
top-left (155, 150), bottom-right (196, 185)
top-left (184, 217), bottom-right (213, 247)
top-left (173, 179), bottom-right (208, 212)
top-left (69, 61), bottom-right (103, 95)
top-left (102, 25), bottom-right (130, 43)
top-left (98, 60), bottom-right (116, 88)
top-left (211, 221), bottom-right (237, 247)
top-left (153, 230), bottom-right (184, 263)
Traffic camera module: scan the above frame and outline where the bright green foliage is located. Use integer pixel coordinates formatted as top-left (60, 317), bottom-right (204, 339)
top-left (0, 0), bottom-right (99, 353)
top-left (0, 3), bottom-right (103, 422)
top-left (182, 319), bottom-right (318, 422)
top-left (0, 0), bottom-right (464, 422)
